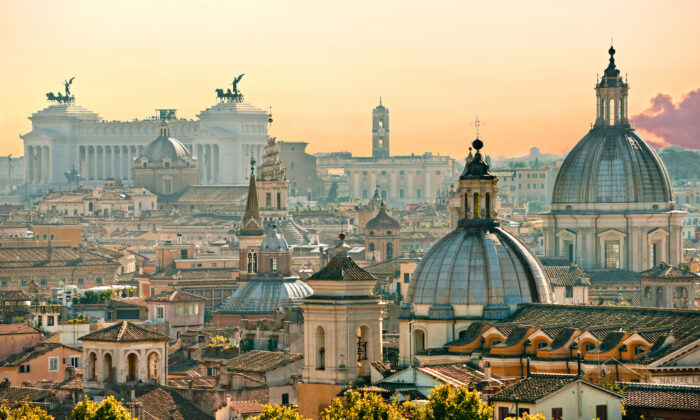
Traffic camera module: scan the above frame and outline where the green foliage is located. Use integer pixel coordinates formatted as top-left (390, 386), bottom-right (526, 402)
top-left (505, 413), bottom-right (547, 420)
top-left (419, 384), bottom-right (492, 420)
top-left (327, 182), bottom-right (338, 203)
top-left (253, 404), bottom-right (305, 420)
top-left (76, 290), bottom-right (114, 305)
top-left (527, 201), bottom-right (548, 214)
top-left (323, 389), bottom-right (408, 420)
top-left (659, 148), bottom-right (700, 182)
top-left (0, 401), bottom-right (53, 420)
top-left (70, 395), bottom-right (134, 420)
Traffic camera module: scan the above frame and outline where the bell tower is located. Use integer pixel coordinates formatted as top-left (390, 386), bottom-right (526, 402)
top-left (372, 98), bottom-right (390, 158)
top-left (595, 46), bottom-right (630, 127)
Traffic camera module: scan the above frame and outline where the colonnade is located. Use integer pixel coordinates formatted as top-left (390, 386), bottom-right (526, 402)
top-left (79, 145), bottom-right (143, 181)
top-left (26, 145), bottom-right (51, 184)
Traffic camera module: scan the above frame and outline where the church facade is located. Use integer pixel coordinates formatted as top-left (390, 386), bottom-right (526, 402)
top-left (21, 83), bottom-right (269, 195)
top-left (541, 47), bottom-right (685, 272)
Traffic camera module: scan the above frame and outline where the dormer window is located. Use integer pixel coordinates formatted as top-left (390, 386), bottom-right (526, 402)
top-left (164, 161), bottom-right (171, 168)
top-left (634, 344), bottom-right (646, 356)
top-left (142, 162), bottom-right (147, 168)
top-left (585, 342), bottom-right (597, 352)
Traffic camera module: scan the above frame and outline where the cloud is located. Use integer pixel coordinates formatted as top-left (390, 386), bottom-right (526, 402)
top-left (630, 89), bottom-right (700, 149)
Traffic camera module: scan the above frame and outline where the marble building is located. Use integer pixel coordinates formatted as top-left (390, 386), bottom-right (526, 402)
top-left (541, 47), bottom-right (685, 272)
top-left (21, 87), bottom-right (269, 195)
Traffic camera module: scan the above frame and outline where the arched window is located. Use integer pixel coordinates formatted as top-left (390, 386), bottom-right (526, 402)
top-left (413, 330), bottom-right (426, 354)
top-left (585, 342), bottom-right (597, 352)
top-left (655, 287), bottom-right (665, 308)
top-left (147, 352), bottom-right (160, 381)
top-left (103, 353), bottom-right (113, 383)
top-left (368, 243), bottom-right (375, 252)
top-left (634, 344), bottom-right (646, 356)
top-left (464, 193), bottom-right (469, 217)
top-left (643, 286), bottom-right (652, 302)
top-left (87, 352), bottom-right (97, 381)
top-left (386, 243), bottom-right (393, 259)
top-left (673, 287), bottom-right (688, 309)
top-left (537, 341), bottom-right (548, 350)
top-left (126, 353), bottom-right (138, 382)
top-left (247, 251), bottom-right (257, 273)
top-left (315, 326), bottom-right (326, 370)
top-left (473, 193), bottom-right (480, 218)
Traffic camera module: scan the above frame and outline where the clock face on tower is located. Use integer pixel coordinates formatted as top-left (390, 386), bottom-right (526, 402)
top-left (376, 127), bottom-right (386, 136)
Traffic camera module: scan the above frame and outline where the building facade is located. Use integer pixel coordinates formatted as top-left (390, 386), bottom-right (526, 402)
top-left (541, 47), bottom-right (684, 272)
top-left (21, 85), bottom-right (269, 195)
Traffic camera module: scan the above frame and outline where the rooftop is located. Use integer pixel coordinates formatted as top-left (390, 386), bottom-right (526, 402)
top-left (80, 321), bottom-right (170, 343)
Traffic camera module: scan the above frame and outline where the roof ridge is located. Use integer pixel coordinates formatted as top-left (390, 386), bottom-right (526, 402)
top-left (117, 321), bottom-right (128, 341)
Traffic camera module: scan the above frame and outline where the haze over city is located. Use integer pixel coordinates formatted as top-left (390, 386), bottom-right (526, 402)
top-left (1, 0), bottom-right (700, 159)
top-left (1, 2), bottom-right (700, 419)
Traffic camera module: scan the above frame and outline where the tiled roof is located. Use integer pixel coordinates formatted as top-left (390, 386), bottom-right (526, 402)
top-left (418, 363), bottom-right (499, 387)
top-left (224, 350), bottom-right (302, 373)
top-left (130, 385), bottom-right (213, 420)
top-left (542, 263), bottom-right (591, 286)
top-left (110, 297), bottom-right (149, 307)
top-left (0, 246), bottom-right (121, 269)
top-left (370, 361), bottom-right (394, 378)
top-left (489, 374), bottom-right (580, 403)
top-left (597, 331), bottom-right (625, 352)
top-left (0, 384), bottom-right (52, 407)
top-left (637, 263), bottom-right (700, 279)
top-left (176, 186), bottom-right (248, 204)
top-left (622, 382), bottom-right (700, 412)
top-left (0, 324), bottom-right (41, 335)
top-left (0, 343), bottom-right (76, 366)
top-left (146, 289), bottom-right (206, 303)
top-left (544, 328), bottom-right (576, 351)
top-left (167, 377), bottom-right (217, 389)
top-left (0, 290), bottom-right (32, 301)
top-left (57, 374), bottom-right (83, 391)
top-left (588, 289), bottom-right (641, 306)
top-left (366, 205), bottom-right (400, 230)
top-left (80, 321), bottom-right (169, 343)
top-left (228, 400), bottom-right (264, 415)
top-left (447, 322), bottom-right (485, 346)
top-left (587, 269), bottom-right (639, 284)
top-left (494, 325), bottom-right (531, 348)
top-left (501, 304), bottom-right (700, 365)
top-left (308, 256), bottom-right (376, 281)
top-left (167, 359), bottom-right (202, 375)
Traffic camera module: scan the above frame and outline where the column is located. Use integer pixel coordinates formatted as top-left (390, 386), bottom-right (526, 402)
top-left (425, 168), bottom-right (431, 200)
top-left (26, 146), bottom-right (33, 184)
top-left (44, 146), bottom-right (51, 184)
top-left (205, 144), bottom-right (212, 183)
top-left (213, 144), bottom-right (219, 183)
top-left (36, 147), bottom-right (43, 183)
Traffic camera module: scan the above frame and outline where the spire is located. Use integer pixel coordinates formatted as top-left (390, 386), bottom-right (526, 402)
top-left (379, 96), bottom-right (382, 107)
top-left (460, 136), bottom-right (493, 180)
top-left (241, 158), bottom-right (263, 236)
top-left (334, 232), bottom-right (350, 257)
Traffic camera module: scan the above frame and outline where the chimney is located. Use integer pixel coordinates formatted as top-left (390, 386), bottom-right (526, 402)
top-left (526, 357), bottom-right (531, 377)
top-left (187, 378), bottom-right (193, 400)
top-left (283, 348), bottom-right (291, 361)
top-left (64, 366), bottom-right (75, 382)
top-left (130, 385), bottom-right (136, 402)
top-left (483, 361), bottom-right (491, 381)
top-left (577, 351), bottom-right (582, 376)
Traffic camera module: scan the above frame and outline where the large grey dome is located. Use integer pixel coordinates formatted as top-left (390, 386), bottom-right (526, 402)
top-left (552, 126), bottom-right (672, 204)
top-left (142, 130), bottom-right (191, 163)
top-left (406, 223), bottom-right (552, 319)
top-left (217, 278), bottom-right (313, 314)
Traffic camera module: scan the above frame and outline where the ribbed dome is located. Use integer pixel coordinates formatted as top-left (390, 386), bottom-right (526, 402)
top-left (260, 229), bottom-right (289, 252)
top-left (406, 224), bottom-right (552, 319)
top-left (218, 278), bottom-right (313, 314)
top-left (366, 205), bottom-right (400, 230)
top-left (552, 126), bottom-right (672, 205)
top-left (142, 135), bottom-right (191, 163)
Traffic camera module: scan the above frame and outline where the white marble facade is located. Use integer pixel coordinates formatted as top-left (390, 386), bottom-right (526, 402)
top-left (21, 100), bottom-right (269, 194)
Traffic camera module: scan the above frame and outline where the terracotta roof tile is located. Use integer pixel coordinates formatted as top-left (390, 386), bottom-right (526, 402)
top-left (146, 289), bottom-right (207, 303)
top-left (0, 324), bottom-right (41, 335)
top-left (130, 385), bottom-right (213, 420)
top-left (637, 263), bottom-right (700, 279)
top-left (228, 400), bottom-right (264, 415)
top-left (80, 321), bottom-right (169, 343)
top-left (622, 382), bottom-right (700, 412)
top-left (489, 374), bottom-right (580, 403)
top-left (308, 256), bottom-right (376, 281)
top-left (224, 350), bottom-right (302, 373)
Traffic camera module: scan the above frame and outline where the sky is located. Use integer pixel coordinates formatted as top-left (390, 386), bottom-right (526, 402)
top-left (1, 1), bottom-right (699, 160)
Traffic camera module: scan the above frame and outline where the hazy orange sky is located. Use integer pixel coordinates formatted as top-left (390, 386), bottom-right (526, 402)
top-left (1, 1), bottom-right (699, 160)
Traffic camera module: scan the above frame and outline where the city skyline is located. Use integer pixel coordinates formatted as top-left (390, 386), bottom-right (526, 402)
top-left (1, 1), bottom-right (700, 160)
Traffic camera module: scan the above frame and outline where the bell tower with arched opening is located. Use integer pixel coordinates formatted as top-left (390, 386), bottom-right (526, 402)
top-left (372, 98), bottom-right (390, 158)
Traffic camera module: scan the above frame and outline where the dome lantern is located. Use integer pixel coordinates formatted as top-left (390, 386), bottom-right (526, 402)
top-left (595, 45), bottom-right (630, 127)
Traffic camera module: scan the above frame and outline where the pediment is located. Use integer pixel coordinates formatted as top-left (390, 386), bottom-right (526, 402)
top-left (596, 228), bottom-right (626, 239)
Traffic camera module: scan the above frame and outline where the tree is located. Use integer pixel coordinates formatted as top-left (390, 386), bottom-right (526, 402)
top-left (323, 389), bottom-right (409, 420)
top-left (418, 384), bottom-right (492, 420)
top-left (71, 396), bottom-right (134, 420)
top-left (253, 404), bottom-right (305, 420)
top-left (327, 182), bottom-right (338, 203)
top-left (0, 401), bottom-right (53, 420)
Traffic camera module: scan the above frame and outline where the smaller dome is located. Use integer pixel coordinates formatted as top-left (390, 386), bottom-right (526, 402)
top-left (218, 278), bottom-right (313, 314)
top-left (260, 229), bottom-right (289, 251)
top-left (366, 203), bottom-right (400, 230)
top-left (141, 122), bottom-right (191, 163)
